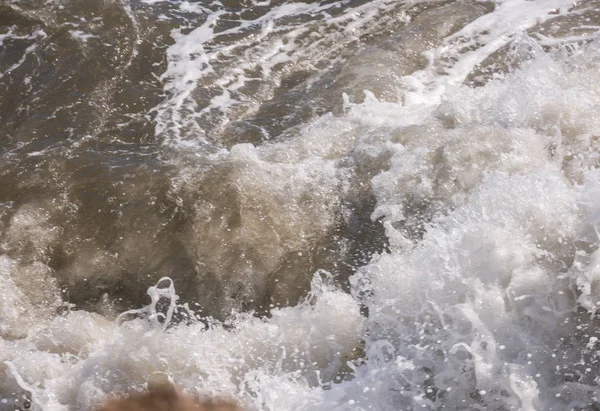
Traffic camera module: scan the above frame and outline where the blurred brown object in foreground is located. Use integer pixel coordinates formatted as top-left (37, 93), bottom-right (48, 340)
top-left (98, 383), bottom-right (241, 411)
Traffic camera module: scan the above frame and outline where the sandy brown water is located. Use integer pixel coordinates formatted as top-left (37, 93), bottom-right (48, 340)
top-left (3, 0), bottom-right (600, 409)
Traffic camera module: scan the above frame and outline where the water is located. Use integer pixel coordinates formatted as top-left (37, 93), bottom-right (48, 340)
top-left (1, 0), bottom-right (600, 409)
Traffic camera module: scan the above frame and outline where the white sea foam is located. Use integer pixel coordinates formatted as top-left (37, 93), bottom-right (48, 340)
top-left (153, 0), bottom-right (412, 146)
top-left (0, 28), bottom-right (47, 80)
top-left (3, 0), bottom-right (600, 410)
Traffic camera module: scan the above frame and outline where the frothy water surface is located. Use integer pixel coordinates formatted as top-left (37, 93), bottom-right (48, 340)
top-left (2, 0), bottom-right (600, 409)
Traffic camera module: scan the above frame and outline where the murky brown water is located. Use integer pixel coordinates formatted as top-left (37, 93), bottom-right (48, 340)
top-left (2, 0), bottom-right (600, 409)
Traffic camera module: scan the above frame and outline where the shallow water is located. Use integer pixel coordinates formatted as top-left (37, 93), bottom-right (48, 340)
top-left (1, 0), bottom-right (600, 409)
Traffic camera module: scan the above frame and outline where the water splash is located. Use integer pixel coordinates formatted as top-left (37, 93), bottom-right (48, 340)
top-left (116, 277), bottom-right (179, 330)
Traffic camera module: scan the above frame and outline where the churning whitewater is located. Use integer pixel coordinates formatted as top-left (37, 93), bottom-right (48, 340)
top-left (1, 0), bottom-right (600, 409)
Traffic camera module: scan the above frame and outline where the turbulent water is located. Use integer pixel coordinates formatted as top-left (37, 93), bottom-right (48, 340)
top-left (1, 0), bottom-right (600, 409)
